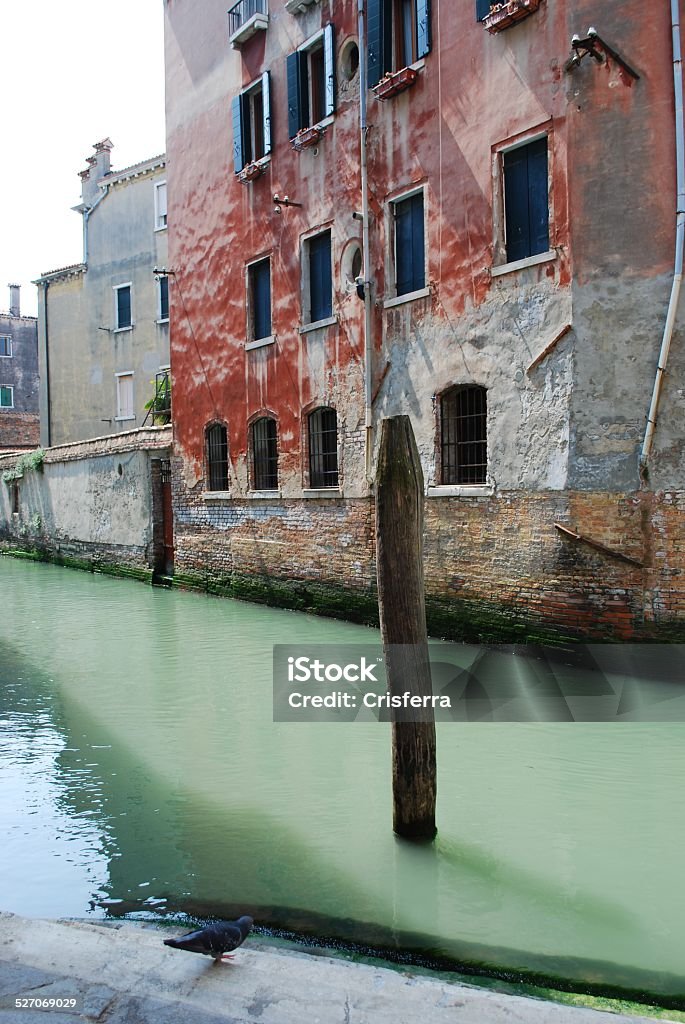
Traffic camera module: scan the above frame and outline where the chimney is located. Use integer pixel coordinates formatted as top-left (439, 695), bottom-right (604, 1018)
top-left (80, 138), bottom-right (113, 207)
top-left (8, 284), bottom-right (20, 318)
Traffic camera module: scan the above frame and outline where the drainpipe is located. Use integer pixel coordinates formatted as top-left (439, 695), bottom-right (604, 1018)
top-left (83, 184), bottom-right (109, 265)
top-left (640, 0), bottom-right (685, 475)
top-left (43, 280), bottom-right (52, 448)
top-left (358, 0), bottom-right (374, 482)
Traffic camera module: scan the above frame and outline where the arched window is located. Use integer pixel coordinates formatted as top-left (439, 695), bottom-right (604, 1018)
top-left (250, 416), bottom-right (278, 490)
top-left (206, 422), bottom-right (229, 491)
top-left (440, 385), bottom-right (487, 485)
top-left (308, 407), bottom-right (338, 488)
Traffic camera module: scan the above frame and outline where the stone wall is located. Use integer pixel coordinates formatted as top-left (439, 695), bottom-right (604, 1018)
top-left (0, 427), bottom-right (172, 578)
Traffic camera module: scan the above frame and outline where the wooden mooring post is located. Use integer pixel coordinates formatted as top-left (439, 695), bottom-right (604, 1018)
top-left (375, 415), bottom-right (437, 841)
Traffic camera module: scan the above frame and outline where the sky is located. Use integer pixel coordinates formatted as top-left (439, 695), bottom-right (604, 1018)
top-left (0, 1), bottom-right (166, 319)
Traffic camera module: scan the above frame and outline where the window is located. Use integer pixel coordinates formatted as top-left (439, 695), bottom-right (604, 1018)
top-left (476, 0), bottom-right (494, 18)
top-left (233, 72), bottom-right (272, 172)
top-left (248, 258), bottom-right (271, 341)
top-left (155, 181), bottom-right (168, 230)
top-left (304, 231), bottom-right (332, 323)
top-left (0, 385), bottom-right (14, 408)
top-left (440, 385), bottom-right (487, 485)
top-left (114, 284), bottom-right (132, 330)
top-left (158, 275), bottom-right (169, 322)
top-left (308, 407), bottom-right (339, 488)
top-left (502, 137), bottom-right (549, 263)
top-left (115, 373), bottom-right (134, 420)
top-left (251, 416), bottom-right (278, 490)
top-left (367, 0), bottom-right (431, 87)
top-left (287, 25), bottom-right (336, 137)
top-left (206, 423), bottom-right (229, 491)
top-left (393, 191), bottom-right (425, 296)
top-left (0, 336), bottom-right (11, 358)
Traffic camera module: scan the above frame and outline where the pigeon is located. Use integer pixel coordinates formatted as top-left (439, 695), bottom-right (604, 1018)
top-left (163, 916), bottom-right (253, 963)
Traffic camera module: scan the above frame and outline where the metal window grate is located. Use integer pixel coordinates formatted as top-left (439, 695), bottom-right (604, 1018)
top-left (160, 459), bottom-right (172, 485)
top-left (308, 407), bottom-right (339, 488)
top-left (251, 417), bottom-right (278, 490)
top-left (441, 385), bottom-right (487, 484)
top-left (206, 423), bottom-right (229, 491)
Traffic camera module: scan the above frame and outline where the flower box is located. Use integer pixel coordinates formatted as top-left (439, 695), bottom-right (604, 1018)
top-left (291, 124), bottom-right (326, 151)
top-left (483, 0), bottom-right (542, 33)
top-left (238, 161), bottom-right (267, 184)
top-left (374, 66), bottom-right (419, 100)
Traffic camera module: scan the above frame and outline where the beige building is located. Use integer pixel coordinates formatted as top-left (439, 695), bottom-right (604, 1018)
top-left (36, 140), bottom-right (170, 446)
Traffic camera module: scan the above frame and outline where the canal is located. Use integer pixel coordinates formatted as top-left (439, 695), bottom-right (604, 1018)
top-left (1, 556), bottom-right (683, 1002)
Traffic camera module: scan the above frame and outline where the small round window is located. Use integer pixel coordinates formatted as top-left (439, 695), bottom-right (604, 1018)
top-left (342, 242), bottom-right (363, 292)
top-left (340, 40), bottom-right (360, 82)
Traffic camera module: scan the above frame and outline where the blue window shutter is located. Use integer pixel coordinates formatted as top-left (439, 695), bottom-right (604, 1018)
top-left (309, 233), bottom-right (332, 322)
top-left (395, 193), bottom-right (424, 295)
top-left (504, 138), bottom-right (549, 262)
top-left (411, 193), bottom-right (425, 290)
top-left (262, 71), bottom-right (272, 156)
top-left (232, 95), bottom-right (245, 172)
top-left (367, 0), bottom-right (384, 88)
top-left (287, 52), bottom-right (301, 138)
top-left (117, 286), bottom-right (131, 328)
top-left (324, 23), bottom-right (336, 116)
top-left (476, 0), bottom-right (491, 21)
top-left (527, 137), bottom-right (549, 256)
top-left (416, 0), bottom-right (431, 59)
top-left (253, 260), bottom-right (271, 340)
top-left (503, 146), bottom-right (530, 263)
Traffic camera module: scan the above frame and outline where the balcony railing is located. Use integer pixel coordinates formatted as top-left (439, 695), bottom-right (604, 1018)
top-left (228, 0), bottom-right (268, 48)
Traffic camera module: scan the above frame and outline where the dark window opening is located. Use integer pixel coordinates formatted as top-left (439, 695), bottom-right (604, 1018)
top-left (308, 407), bottom-right (339, 488)
top-left (206, 423), bottom-right (229, 491)
top-left (287, 25), bottom-right (336, 138)
top-left (307, 231), bottom-right (333, 323)
top-left (367, 0), bottom-right (431, 87)
top-left (250, 258), bottom-right (271, 340)
top-left (394, 191), bottom-right (425, 296)
top-left (503, 137), bottom-right (549, 263)
top-left (11, 482), bottom-right (19, 515)
top-left (116, 286), bottom-right (132, 329)
top-left (159, 276), bottom-right (169, 321)
top-left (441, 385), bottom-right (487, 485)
top-left (232, 72), bottom-right (272, 173)
top-left (251, 417), bottom-right (278, 490)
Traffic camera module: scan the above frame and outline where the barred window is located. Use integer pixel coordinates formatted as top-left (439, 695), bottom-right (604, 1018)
top-left (440, 385), bottom-right (487, 485)
top-left (251, 416), bottom-right (278, 490)
top-left (206, 423), bottom-right (229, 491)
top-left (308, 407), bottom-right (338, 488)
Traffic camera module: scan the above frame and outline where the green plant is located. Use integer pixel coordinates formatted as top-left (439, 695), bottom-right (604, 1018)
top-left (2, 448), bottom-right (45, 484)
top-left (144, 373), bottom-right (171, 425)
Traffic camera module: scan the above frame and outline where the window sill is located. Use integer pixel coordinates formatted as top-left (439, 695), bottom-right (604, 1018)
top-left (114, 415), bottom-right (136, 422)
top-left (246, 335), bottom-right (276, 351)
top-left (299, 315), bottom-right (337, 334)
top-left (245, 489), bottom-right (282, 499)
top-left (284, 0), bottom-right (319, 12)
top-left (156, 318), bottom-right (169, 325)
top-left (427, 484), bottom-right (493, 498)
top-left (291, 117), bottom-right (334, 151)
top-left (491, 250), bottom-right (556, 277)
top-left (302, 488), bottom-right (342, 498)
top-left (154, 225), bottom-right (168, 233)
top-left (383, 286), bottom-right (431, 310)
top-left (374, 65), bottom-right (420, 100)
top-left (201, 491), bottom-right (231, 501)
top-left (483, 0), bottom-right (542, 33)
top-left (113, 325), bottom-right (133, 334)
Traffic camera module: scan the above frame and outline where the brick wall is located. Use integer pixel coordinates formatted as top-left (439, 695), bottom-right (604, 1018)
top-left (0, 412), bottom-right (40, 451)
top-left (172, 467), bottom-right (685, 639)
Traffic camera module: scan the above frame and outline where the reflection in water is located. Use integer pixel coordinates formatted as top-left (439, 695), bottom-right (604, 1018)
top-left (0, 557), bottom-right (684, 999)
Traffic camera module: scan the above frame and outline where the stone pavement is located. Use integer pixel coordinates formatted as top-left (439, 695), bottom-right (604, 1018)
top-left (0, 913), bottom-right (670, 1024)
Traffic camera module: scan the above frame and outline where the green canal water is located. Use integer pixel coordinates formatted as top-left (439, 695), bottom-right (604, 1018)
top-left (1, 557), bottom-right (684, 1002)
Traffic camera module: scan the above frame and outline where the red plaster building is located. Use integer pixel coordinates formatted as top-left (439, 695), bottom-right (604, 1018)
top-left (164, 0), bottom-right (685, 638)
